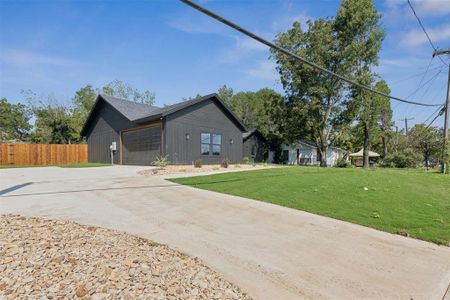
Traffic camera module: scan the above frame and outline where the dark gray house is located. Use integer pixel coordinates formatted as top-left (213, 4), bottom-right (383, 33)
top-left (81, 94), bottom-right (247, 165)
top-left (243, 129), bottom-right (266, 163)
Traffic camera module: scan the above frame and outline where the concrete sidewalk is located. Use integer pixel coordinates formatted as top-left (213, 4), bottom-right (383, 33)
top-left (1, 166), bottom-right (450, 299)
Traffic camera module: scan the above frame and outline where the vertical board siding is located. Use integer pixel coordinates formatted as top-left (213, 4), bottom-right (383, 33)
top-left (0, 144), bottom-right (88, 166)
top-left (165, 99), bottom-right (243, 164)
top-left (85, 100), bottom-right (134, 164)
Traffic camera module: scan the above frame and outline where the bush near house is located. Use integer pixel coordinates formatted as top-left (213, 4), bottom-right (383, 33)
top-left (381, 148), bottom-right (422, 168)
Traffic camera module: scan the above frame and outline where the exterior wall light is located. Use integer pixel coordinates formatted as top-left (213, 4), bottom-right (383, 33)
top-left (230, 138), bottom-right (233, 145)
top-left (186, 133), bottom-right (190, 140)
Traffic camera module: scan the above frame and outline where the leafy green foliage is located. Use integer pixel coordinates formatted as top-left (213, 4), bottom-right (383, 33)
top-left (335, 157), bottom-right (351, 168)
top-left (217, 85), bottom-right (233, 104)
top-left (381, 148), bottom-right (422, 168)
top-left (0, 98), bottom-right (31, 141)
top-left (152, 155), bottom-right (170, 169)
top-left (171, 167), bottom-right (450, 244)
top-left (31, 103), bottom-right (78, 144)
top-left (408, 124), bottom-right (442, 168)
top-left (271, 0), bottom-right (384, 166)
top-left (102, 79), bottom-right (155, 105)
top-left (71, 85), bottom-right (97, 141)
top-left (227, 88), bottom-right (286, 152)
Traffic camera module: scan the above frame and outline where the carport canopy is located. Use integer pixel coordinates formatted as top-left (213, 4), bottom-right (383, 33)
top-left (349, 149), bottom-right (381, 158)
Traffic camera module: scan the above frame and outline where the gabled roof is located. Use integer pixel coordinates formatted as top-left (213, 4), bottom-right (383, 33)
top-left (100, 94), bottom-right (159, 121)
top-left (81, 93), bottom-right (246, 136)
top-left (132, 93), bottom-right (246, 131)
top-left (243, 128), bottom-right (266, 141)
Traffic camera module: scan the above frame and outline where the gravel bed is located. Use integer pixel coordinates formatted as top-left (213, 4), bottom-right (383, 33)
top-left (0, 215), bottom-right (251, 299)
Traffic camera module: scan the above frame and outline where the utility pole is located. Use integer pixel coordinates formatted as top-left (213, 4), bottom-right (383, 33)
top-left (433, 49), bottom-right (450, 173)
top-left (399, 117), bottom-right (414, 136)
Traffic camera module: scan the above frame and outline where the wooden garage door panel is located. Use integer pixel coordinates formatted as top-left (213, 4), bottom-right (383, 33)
top-left (122, 126), bottom-right (161, 165)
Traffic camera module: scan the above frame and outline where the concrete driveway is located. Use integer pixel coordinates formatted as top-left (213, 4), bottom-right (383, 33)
top-left (1, 166), bottom-right (450, 299)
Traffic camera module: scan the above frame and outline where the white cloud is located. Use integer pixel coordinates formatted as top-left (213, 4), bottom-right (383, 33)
top-left (385, 0), bottom-right (450, 17)
top-left (400, 24), bottom-right (450, 46)
top-left (243, 60), bottom-right (278, 81)
top-left (411, 0), bottom-right (450, 16)
top-left (0, 49), bottom-right (77, 68)
top-left (218, 35), bottom-right (270, 64)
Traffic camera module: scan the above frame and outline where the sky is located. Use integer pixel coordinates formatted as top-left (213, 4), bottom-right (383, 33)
top-left (0, 0), bottom-right (449, 129)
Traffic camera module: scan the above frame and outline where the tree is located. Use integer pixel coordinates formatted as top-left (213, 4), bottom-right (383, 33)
top-left (102, 79), bottom-right (155, 105)
top-left (217, 85), bottom-right (234, 104)
top-left (0, 98), bottom-right (31, 141)
top-left (228, 88), bottom-right (285, 136)
top-left (350, 76), bottom-right (391, 168)
top-left (379, 91), bottom-right (393, 157)
top-left (272, 0), bottom-right (384, 166)
top-left (31, 103), bottom-right (78, 144)
top-left (182, 93), bottom-right (202, 102)
top-left (409, 124), bottom-right (441, 170)
top-left (227, 88), bottom-right (286, 158)
top-left (71, 85), bottom-right (97, 140)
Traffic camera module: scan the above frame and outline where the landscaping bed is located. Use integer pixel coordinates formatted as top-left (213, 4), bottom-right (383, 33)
top-left (138, 164), bottom-right (268, 176)
top-left (0, 215), bottom-right (251, 299)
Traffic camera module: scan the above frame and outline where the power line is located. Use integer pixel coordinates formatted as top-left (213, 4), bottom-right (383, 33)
top-left (406, 69), bottom-right (443, 100)
top-left (180, 0), bottom-right (443, 107)
top-left (401, 69), bottom-right (444, 120)
top-left (426, 106), bottom-right (445, 128)
top-left (390, 64), bottom-right (442, 85)
top-left (424, 105), bottom-right (444, 125)
top-left (407, 0), bottom-right (448, 67)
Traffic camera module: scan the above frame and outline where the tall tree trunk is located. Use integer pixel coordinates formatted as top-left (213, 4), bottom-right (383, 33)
top-left (319, 145), bottom-right (328, 167)
top-left (363, 123), bottom-right (370, 168)
top-left (382, 136), bottom-right (387, 157)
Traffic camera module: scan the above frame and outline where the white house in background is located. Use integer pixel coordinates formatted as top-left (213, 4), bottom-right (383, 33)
top-left (268, 140), bottom-right (346, 167)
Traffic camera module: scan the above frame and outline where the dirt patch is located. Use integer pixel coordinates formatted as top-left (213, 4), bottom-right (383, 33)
top-left (138, 164), bottom-right (267, 176)
top-left (0, 214), bottom-right (251, 299)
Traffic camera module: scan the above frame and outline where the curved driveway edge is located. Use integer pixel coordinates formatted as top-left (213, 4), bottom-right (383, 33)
top-left (1, 166), bottom-right (450, 299)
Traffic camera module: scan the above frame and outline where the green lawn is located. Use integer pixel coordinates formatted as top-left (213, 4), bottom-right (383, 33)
top-left (170, 167), bottom-right (450, 245)
top-left (0, 163), bottom-right (110, 169)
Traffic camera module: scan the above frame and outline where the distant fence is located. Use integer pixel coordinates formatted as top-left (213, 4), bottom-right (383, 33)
top-left (0, 144), bottom-right (88, 166)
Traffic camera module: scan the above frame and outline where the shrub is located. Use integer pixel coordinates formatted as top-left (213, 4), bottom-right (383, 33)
top-left (335, 157), bottom-right (350, 168)
top-left (194, 159), bottom-right (202, 168)
top-left (221, 158), bottom-right (229, 168)
top-left (381, 148), bottom-right (422, 168)
top-left (152, 155), bottom-right (169, 169)
top-left (242, 157), bottom-right (251, 164)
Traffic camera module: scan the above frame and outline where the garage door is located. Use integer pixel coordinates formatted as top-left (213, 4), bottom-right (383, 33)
top-left (121, 126), bottom-right (161, 165)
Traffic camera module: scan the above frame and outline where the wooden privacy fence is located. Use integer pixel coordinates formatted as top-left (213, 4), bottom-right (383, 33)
top-left (0, 144), bottom-right (88, 166)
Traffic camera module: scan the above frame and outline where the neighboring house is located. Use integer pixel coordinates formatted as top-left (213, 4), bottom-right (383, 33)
top-left (81, 94), bottom-right (247, 165)
top-left (243, 128), bottom-right (265, 163)
top-left (268, 140), bottom-right (345, 167)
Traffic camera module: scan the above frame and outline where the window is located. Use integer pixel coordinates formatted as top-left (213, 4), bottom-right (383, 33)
top-left (212, 134), bottom-right (221, 155)
top-left (200, 132), bottom-right (222, 155)
top-left (201, 133), bottom-right (210, 155)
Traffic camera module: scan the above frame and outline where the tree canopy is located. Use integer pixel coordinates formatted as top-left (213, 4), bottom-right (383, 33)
top-left (0, 98), bottom-right (31, 141)
top-left (271, 0), bottom-right (385, 166)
